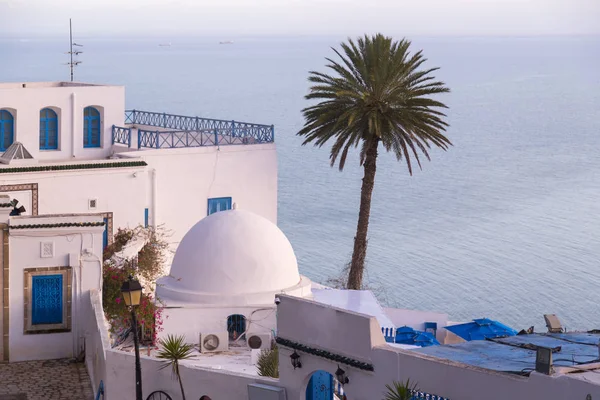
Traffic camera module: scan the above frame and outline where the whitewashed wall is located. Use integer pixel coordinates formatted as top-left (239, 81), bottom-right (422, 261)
top-left (122, 143), bottom-right (278, 246)
top-left (85, 289), bottom-right (110, 398)
top-left (0, 163), bottom-right (148, 231)
top-left (276, 295), bottom-right (600, 400)
top-left (160, 306), bottom-right (276, 345)
top-left (7, 214), bottom-right (104, 362)
top-left (105, 349), bottom-right (279, 400)
top-left (0, 82), bottom-right (125, 160)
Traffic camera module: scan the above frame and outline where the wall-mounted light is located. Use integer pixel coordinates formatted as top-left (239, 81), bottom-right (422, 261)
top-left (335, 365), bottom-right (349, 385)
top-left (290, 351), bottom-right (302, 369)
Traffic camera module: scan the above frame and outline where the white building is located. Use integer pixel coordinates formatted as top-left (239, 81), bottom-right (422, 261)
top-left (0, 81), bottom-right (277, 249)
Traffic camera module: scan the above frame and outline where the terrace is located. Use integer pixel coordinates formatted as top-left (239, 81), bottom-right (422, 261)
top-left (112, 110), bottom-right (275, 150)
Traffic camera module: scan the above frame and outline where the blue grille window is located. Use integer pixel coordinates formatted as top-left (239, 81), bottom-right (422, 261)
top-left (39, 108), bottom-right (58, 150)
top-left (207, 197), bottom-right (232, 215)
top-left (144, 208), bottom-right (149, 228)
top-left (84, 106), bottom-right (101, 148)
top-left (31, 274), bottom-right (63, 325)
top-left (0, 109), bottom-right (14, 151)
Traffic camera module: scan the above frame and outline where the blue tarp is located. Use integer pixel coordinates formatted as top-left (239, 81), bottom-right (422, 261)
top-left (395, 326), bottom-right (440, 347)
top-left (444, 318), bottom-right (518, 341)
top-left (414, 333), bottom-right (600, 374)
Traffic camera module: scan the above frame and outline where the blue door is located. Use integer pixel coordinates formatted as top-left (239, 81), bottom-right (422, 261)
top-left (306, 370), bottom-right (333, 400)
top-left (207, 197), bottom-right (232, 215)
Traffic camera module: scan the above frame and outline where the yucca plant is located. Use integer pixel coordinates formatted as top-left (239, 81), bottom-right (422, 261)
top-left (156, 334), bottom-right (195, 400)
top-left (384, 379), bottom-right (418, 400)
top-left (256, 344), bottom-right (279, 378)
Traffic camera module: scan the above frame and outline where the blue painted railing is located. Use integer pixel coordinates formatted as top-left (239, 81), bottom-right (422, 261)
top-left (411, 390), bottom-right (450, 400)
top-left (125, 110), bottom-right (274, 149)
top-left (95, 380), bottom-right (104, 400)
top-left (112, 125), bottom-right (131, 147)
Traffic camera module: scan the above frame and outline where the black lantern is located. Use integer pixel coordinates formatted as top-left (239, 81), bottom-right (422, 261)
top-left (120, 276), bottom-right (144, 400)
top-left (120, 276), bottom-right (143, 306)
top-left (335, 365), bottom-right (349, 385)
top-left (290, 351), bottom-right (302, 369)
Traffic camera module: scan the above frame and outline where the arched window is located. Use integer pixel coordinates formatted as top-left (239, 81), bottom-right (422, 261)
top-left (39, 108), bottom-right (58, 150)
top-left (0, 110), bottom-right (14, 151)
top-left (83, 106), bottom-right (101, 148)
top-left (227, 314), bottom-right (246, 340)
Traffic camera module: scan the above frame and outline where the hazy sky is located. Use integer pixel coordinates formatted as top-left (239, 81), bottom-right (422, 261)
top-left (1, 0), bottom-right (598, 37)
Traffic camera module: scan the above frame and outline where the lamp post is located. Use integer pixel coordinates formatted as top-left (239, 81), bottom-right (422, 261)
top-left (121, 276), bottom-right (144, 400)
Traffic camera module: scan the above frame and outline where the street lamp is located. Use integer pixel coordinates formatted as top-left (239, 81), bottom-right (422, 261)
top-left (335, 365), bottom-right (349, 385)
top-left (290, 350), bottom-right (302, 369)
top-left (121, 276), bottom-right (144, 400)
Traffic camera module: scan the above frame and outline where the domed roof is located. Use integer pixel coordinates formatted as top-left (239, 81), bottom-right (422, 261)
top-left (157, 209), bottom-right (310, 305)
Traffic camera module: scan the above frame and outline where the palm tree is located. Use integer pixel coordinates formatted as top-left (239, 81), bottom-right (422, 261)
top-left (156, 334), bottom-right (195, 400)
top-left (298, 34), bottom-right (451, 290)
top-left (384, 379), bottom-right (418, 400)
top-left (256, 343), bottom-right (279, 378)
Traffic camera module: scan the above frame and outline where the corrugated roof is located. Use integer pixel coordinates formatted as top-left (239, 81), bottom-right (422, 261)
top-left (414, 333), bottom-right (600, 374)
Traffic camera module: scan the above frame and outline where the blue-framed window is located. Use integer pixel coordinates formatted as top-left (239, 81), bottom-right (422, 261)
top-left (83, 106), bottom-right (101, 148)
top-left (39, 108), bottom-right (58, 150)
top-left (207, 197), bottom-right (232, 215)
top-left (31, 274), bottom-right (63, 325)
top-left (103, 217), bottom-right (109, 249)
top-left (0, 109), bottom-right (14, 152)
top-left (144, 208), bottom-right (149, 228)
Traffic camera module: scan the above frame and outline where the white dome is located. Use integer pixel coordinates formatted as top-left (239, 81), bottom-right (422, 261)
top-left (157, 209), bottom-right (311, 305)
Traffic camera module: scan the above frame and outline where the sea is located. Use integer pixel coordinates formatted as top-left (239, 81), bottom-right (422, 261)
top-left (1, 35), bottom-right (599, 331)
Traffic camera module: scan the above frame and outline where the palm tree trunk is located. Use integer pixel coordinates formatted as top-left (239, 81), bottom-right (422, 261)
top-left (347, 138), bottom-right (379, 290)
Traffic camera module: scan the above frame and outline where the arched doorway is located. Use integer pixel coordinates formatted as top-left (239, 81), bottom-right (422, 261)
top-left (306, 370), bottom-right (346, 400)
top-left (227, 314), bottom-right (246, 340)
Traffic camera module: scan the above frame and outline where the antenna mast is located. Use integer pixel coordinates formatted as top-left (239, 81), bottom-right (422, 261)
top-left (67, 19), bottom-right (83, 81)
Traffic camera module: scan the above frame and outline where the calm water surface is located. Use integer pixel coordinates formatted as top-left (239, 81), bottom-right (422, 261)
top-left (1, 35), bottom-right (599, 331)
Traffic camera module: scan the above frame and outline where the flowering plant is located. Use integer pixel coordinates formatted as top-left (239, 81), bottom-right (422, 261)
top-left (102, 226), bottom-right (169, 345)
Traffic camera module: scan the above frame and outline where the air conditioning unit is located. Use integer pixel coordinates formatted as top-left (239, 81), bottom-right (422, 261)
top-left (199, 332), bottom-right (229, 353)
top-left (247, 333), bottom-right (272, 351)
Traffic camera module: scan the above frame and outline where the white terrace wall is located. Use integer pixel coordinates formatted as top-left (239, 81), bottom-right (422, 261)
top-left (0, 162), bottom-right (148, 235)
top-left (85, 290), bottom-right (110, 399)
top-left (105, 349), bottom-right (279, 400)
top-left (121, 143), bottom-right (278, 246)
top-left (0, 83), bottom-right (125, 161)
top-left (276, 295), bottom-right (600, 400)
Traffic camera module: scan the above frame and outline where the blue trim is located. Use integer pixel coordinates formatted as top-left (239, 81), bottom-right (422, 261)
top-left (207, 197), bottom-right (232, 215)
top-left (103, 218), bottom-right (109, 249)
top-left (144, 208), bottom-right (149, 228)
top-left (306, 371), bottom-right (333, 400)
top-left (95, 380), bottom-right (104, 400)
top-left (39, 108), bottom-right (58, 150)
top-left (84, 107), bottom-right (101, 148)
top-left (32, 274), bottom-right (63, 325)
top-left (0, 110), bottom-right (14, 152)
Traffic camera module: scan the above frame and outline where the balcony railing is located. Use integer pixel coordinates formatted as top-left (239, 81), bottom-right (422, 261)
top-left (112, 126), bottom-right (131, 147)
top-left (124, 110), bottom-right (274, 149)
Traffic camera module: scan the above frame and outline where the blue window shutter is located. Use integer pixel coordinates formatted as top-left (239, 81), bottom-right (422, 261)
top-left (84, 107), bottom-right (101, 148)
top-left (32, 274), bottom-right (63, 325)
top-left (144, 208), bottom-right (149, 228)
top-left (0, 110), bottom-right (14, 152)
top-left (103, 218), bottom-right (109, 249)
top-left (207, 197), bottom-right (232, 215)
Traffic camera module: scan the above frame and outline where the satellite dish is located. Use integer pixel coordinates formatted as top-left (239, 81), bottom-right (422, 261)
top-left (203, 334), bottom-right (220, 351)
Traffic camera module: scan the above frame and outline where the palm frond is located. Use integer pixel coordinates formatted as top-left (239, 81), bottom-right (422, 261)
top-left (297, 33), bottom-right (451, 175)
top-left (156, 334), bottom-right (195, 377)
top-left (256, 344), bottom-right (279, 378)
top-left (384, 379), bottom-right (419, 400)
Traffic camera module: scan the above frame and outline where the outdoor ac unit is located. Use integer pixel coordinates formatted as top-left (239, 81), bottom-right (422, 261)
top-left (247, 333), bottom-right (272, 351)
top-left (199, 332), bottom-right (229, 353)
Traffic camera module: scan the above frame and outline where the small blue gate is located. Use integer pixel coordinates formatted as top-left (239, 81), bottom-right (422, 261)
top-left (306, 370), bottom-right (333, 400)
top-left (227, 314), bottom-right (246, 340)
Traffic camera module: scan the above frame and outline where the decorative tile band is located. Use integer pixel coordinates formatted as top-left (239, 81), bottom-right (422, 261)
top-left (0, 161), bottom-right (147, 174)
top-left (0, 203), bottom-right (12, 208)
top-left (9, 222), bottom-right (106, 230)
top-left (275, 337), bottom-right (375, 372)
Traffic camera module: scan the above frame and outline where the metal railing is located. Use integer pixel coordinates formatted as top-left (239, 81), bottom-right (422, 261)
top-left (411, 391), bottom-right (450, 400)
top-left (112, 125), bottom-right (131, 147)
top-left (125, 110), bottom-right (274, 149)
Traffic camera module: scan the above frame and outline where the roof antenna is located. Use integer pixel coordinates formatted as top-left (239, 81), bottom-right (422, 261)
top-left (66, 18), bottom-right (83, 82)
